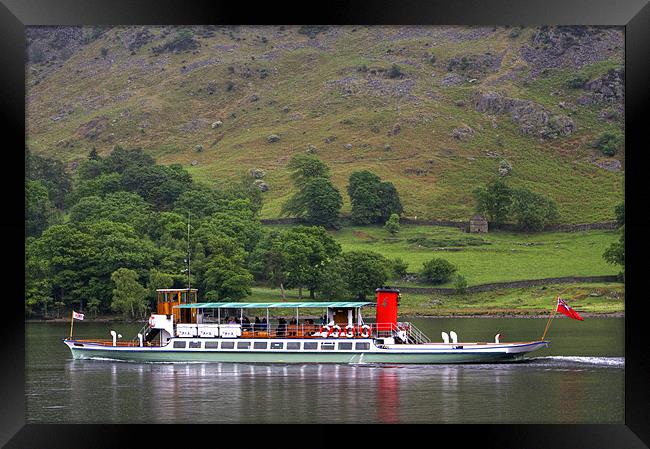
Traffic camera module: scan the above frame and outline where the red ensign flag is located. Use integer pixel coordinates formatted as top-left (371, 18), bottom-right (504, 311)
top-left (556, 297), bottom-right (584, 321)
top-left (72, 311), bottom-right (85, 320)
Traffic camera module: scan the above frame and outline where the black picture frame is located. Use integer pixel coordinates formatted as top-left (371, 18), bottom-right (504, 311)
top-left (3, 0), bottom-right (649, 447)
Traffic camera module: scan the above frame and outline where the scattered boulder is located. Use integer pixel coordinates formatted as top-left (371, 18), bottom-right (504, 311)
top-left (384, 143), bottom-right (392, 152)
top-left (498, 159), bottom-right (512, 176)
top-left (267, 134), bottom-right (280, 143)
top-left (211, 120), bottom-right (223, 129)
top-left (440, 73), bottom-right (465, 86)
top-left (593, 159), bottom-right (622, 172)
top-left (250, 168), bottom-right (266, 179)
top-left (599, 109), bottom-right (621, 122)
top-left (254, 179), bottom-right (269, 191)
top-left (250, 94), bottom-right (259, 102)
top-left (194, 145), bottom-right (203, 152)
top-left (282, 106), bottom-right (290, 113)
top-left (324, 135), bottom-right (337, 144)
top-left (454, 100), bottom-right (466, 107)
top-left (404, 167), bottom-right (430, 176)
top-left (191, 160), bottom-right (198, 166)
top-left (344, 143), bottom-right (353, 150)
top-left (306, 144), bottom-right (318, 154)
top-left (452, 125), bottom-right (474, 140)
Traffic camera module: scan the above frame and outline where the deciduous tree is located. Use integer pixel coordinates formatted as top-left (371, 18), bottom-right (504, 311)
top-left (111, 268), bottom-right (149, 320)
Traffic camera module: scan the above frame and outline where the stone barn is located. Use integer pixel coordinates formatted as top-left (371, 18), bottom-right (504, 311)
top-left (469, 215), bottom-right (488, 233)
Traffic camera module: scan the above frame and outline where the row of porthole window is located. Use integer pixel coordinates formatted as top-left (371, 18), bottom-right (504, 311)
top-left (172, 340), bottom-right (371, 351)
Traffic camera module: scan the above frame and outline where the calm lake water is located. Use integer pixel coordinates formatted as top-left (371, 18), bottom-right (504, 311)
top-left (26, 318), bottom-right (624, 424)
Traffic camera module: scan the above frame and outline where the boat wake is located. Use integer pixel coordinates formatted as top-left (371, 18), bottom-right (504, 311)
top-left (529, 356), bottom-right (624, 368)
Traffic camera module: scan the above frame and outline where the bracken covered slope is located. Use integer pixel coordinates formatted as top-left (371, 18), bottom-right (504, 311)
top-left (26, 25), bottom-right (625, 222)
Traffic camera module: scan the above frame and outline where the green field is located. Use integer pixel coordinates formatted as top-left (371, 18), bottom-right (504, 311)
top-left (267, 224), bottom-right (620, 286)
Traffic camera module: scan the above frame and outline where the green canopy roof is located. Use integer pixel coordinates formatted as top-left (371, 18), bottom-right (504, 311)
top-left (174, 301), bottom-right (373, 309)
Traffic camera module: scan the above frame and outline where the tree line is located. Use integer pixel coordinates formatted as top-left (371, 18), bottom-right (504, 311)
top-left (25, 148), bottom-right (407, 319)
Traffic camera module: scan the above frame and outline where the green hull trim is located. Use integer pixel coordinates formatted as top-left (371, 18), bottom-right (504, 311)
top-left (69, 347), bottom-right (527, 364)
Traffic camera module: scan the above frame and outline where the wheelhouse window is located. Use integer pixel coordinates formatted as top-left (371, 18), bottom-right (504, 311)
top-left (287, 342), bottom-right (301, 350)
top-left (338, 342), bottom-right (353, 350)
top-left (221, 341), bottom-right (235, 349)
top-left (173, 341), bottom-right (186, 349)
top-left (205, 341), bottom-right (219, 349)
top-left (321, 342), bottom-right (335, 350)
top-left (253, 342), bottom-right (268, 350)
top-left (237, 342), bottom-right (251, 349)
top-left (270, 342), bottom-right (284, 350)
top-left (189, 341), bottom-right (201, 349)
top-left (355, 342), bottom-right (370, 350)
top-left (304, 342), bottom-right (318, 350)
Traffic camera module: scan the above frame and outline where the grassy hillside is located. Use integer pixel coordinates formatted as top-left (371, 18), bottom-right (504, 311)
top-left (26, 25), bottom-right (625, 223)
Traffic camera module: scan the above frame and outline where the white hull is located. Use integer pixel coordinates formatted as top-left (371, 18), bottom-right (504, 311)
top-left (64, 338), bottom-right (550, 364)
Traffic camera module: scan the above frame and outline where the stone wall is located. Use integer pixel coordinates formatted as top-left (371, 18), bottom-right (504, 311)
top-left (260, 218), bottom-right (619, 233)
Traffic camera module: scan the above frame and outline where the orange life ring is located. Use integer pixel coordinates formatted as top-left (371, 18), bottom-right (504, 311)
top-left (360, 325), bottom-right (371, 338)
top-left (148, 315), bottom-right (156, 327)
top-left (331, 325), bottom-right (342, 338)
top-left (344, 325), bottom-right (355, 338)
top-left (320, 325), bottom-right (331, 337)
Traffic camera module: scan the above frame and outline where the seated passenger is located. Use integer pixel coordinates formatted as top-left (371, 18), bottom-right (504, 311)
top-left (277, 317), bottom-right (287, 336)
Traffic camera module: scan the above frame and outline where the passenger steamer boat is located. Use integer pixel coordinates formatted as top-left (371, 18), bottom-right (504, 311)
top-left (63, 287), bottom-right (549, 364)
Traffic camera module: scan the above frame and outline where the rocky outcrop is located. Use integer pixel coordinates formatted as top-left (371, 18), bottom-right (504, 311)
top-left (474, 91), bottom-right (575, 139)
top-left (26, 26), bottom-right (86, 65)
top-left (151, 30), bottom-right (199, 55)
top-left (578, 68), bottom-right (624, 105)
top-left (446, 52), bottom-right (503, 78)
top-left (521, 26), bottom-right (623, 75)
top-left (74, 116), bottom-right (109, 140)
top-left (267, 134), bottom-right (280, 143)
top-left (120, 27), bottom-right (155, 52)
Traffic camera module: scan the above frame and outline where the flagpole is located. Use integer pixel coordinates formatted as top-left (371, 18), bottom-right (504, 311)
top-left (541, 297), bottom-right (559, 341)
top-left (69, 310), bottom-right (75, 340)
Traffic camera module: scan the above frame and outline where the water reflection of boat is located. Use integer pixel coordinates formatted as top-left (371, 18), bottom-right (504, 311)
top-left (63, 287), bottom-right (549, 364)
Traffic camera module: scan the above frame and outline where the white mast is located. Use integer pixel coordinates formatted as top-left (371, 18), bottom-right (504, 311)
top-left (187, 212), bottom-right (191, 291)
